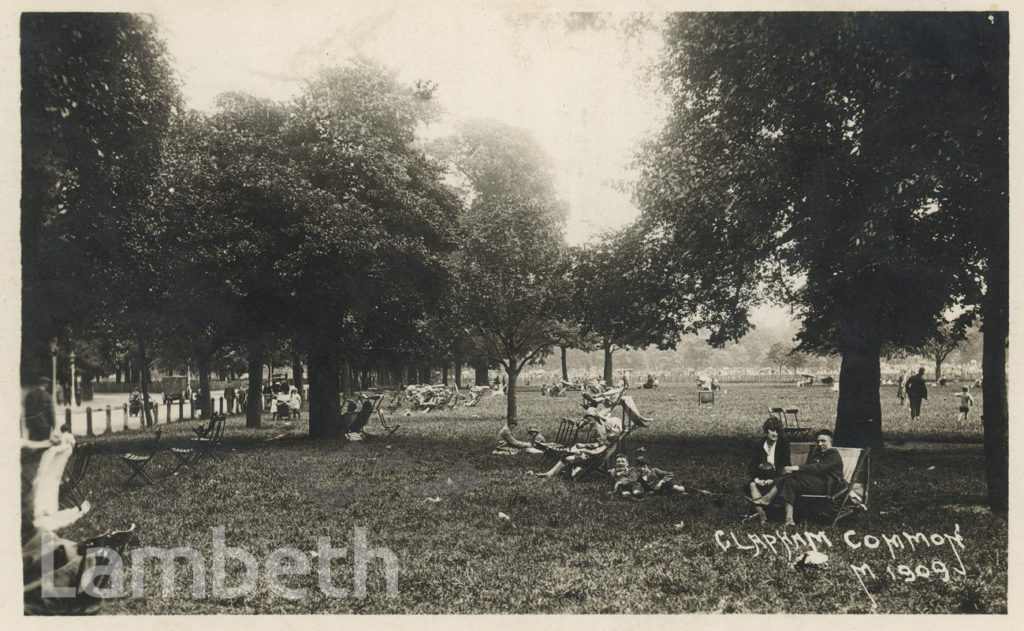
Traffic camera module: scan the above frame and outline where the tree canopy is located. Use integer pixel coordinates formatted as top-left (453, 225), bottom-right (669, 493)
top-left (637, 12), bottom-right (1006, 505)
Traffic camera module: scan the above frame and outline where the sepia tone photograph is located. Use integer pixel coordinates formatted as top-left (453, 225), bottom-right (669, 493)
top-left (15, 0), bottom-right (1009, 616)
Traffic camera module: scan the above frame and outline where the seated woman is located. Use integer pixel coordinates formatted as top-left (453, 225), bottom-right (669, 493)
top-left (745, 416), bottom-right (791, 524)
top-left (534, 414), bottom-right (618, 478)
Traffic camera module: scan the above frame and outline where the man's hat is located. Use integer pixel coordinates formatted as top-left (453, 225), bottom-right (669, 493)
top-left (38, 376), bottom-right (51, 384)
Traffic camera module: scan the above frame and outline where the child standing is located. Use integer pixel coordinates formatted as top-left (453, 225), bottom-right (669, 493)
top-left (954, 386), bottom-right (975, 422)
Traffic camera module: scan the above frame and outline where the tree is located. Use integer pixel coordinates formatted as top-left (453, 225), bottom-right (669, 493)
top-left (637, 14), bottom-right (1004, 461)
top-left (22, 13), bottom-right (181, 424)
top-left (764, 343), bottom-right (790, 375)
top-left (432, 119), bottom-right (570, 420)
top-left (460, 196), bottom-right (568, 421)
top-left (918, 321), bottom-right (968, 382)
top-left (571, 223), bottom-right (684, 384)
top-left (151, 96), bottom-right (312, 426)
top-left (284, 60), bottom-right (460, 438)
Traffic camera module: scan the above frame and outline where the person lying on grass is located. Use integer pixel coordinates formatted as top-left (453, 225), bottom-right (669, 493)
top-left (493, 418), bottom-right (545, 455)
top-left (634, 455), bottom-right (687, 496)
top-left (746, 429), bottom-right (844, 527)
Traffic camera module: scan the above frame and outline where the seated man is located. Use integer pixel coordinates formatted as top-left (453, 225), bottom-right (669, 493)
top-left (747, 429), bottom-right (844, 527)
top-left (492, 418), bottom-right (544, 455)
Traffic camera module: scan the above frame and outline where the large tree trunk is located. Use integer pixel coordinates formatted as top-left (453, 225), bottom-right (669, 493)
top-left (81, 373), bottom-right (94, 402)
top-left (833, 344), bottom-right (883, 451)
top-left (934, 355), bottom-right (943, 382)
top-left (137, 338), bottom-right (153, 427)
top-left (197, 353), bottom-right (212, 420)
top-left (506, 363), bottom-right (519, 422)
top-left (454, 353), bottom-right (463, 388)
top-left (474, 355), bottom-right (489, 386)
top-left (341, 357), bottom-right (352, 396)
top-left (982, 257), bottom-right (1008, 512)
top-left (308, 344), bottom-right (341, 439)
top-left (602, 340), bottom-right (614, 385)
top-left (245, 343), bottom-right (263, 428)
top-left (442, 364), bottom-right (449, 386)
top-left (292, 354), bottom-right (304, 393)
top-left (560, 345), bottom-right (568, 382)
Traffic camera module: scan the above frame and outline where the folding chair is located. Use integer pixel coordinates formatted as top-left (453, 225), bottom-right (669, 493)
top-left (59, 443), bottom-right (93, 510)
top-left (192, 415), bottom-right (217, 439)
top-left (537, 417), bottom-right (585, 469)
top-left (361, 394), bottom-right (400, 439)
top-left (169, 416), bottom-right (226, 474)
top-left (787, 443), bottom-right (871, 526)
top-left (569, 426), bottom-right (631, 482)
top-left (77, 523), bottom-right (141, 592)
top-left (120, 429), bottom-right (163, 486)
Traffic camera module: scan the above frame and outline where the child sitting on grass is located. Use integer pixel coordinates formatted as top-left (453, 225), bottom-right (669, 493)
top-left (611, 454), bottom-right (645, 501)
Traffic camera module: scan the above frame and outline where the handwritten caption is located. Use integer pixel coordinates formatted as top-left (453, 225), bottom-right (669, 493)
top-left (714, 523), bottom-right (966, 608)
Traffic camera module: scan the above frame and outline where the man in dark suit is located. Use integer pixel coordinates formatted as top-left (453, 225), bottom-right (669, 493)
top-left (748, 429), bottom-right (844, 527)
top-left (905, 367), bottom-right (928, 420)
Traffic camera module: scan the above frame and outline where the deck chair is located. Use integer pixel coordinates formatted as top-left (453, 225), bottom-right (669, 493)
top-left (169, 415), bottom-right (226, 474)
top-left (788, 442), bottom-right (871, 526)
top-left (465, 387), bottom-right (487, 407)
top-left (327, 410), bottom-right (359, 439)
top-left (77, 523), bottom-right (142, 592)
top-left (537, 417), bottom-right (585, 469)
top-left (767, 406), bottom-right (813, 441)
top-left (364, 395), bottom-right (400, 439)
top-left (192, 415), bottom-right (218, 439)
top-left (120, 429), bottom-right (163, 486)
top-left (59, 443), bottom-right (93, 510)
top-left (569, 425), bottom-right (632, 482)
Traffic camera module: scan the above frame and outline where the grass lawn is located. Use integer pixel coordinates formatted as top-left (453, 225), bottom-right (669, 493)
top-left (60, 382), bottom-right (1005, 614)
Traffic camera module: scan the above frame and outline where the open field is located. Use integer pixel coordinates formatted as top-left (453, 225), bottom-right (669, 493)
top-left (61, 382), bottom-right (1003, 614)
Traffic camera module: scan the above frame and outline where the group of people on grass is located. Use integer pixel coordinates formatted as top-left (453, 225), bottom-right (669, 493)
top-left (897, 366), bottom-right (976, 421)
top-left (744, 417), bottom-right (844, 526)
top-left (493, 380), bottom-right (852, 517)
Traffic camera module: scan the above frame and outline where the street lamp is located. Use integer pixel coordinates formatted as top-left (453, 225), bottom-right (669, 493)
top-left (49, 338), bottom-right (57, 412)
top-left (69, 350), bottom-right (76, 407)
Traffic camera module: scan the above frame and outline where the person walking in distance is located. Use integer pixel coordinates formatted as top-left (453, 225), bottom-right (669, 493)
top-left (905, 367), bottom-right (928, 420)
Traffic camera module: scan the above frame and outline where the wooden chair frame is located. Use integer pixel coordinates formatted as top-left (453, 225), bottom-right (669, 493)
top-left (59, 443), bottom-right (93, 509)
top-left (787, 442), bottom-right (871, 526)
top-left (121, 429), bottom-right (163, 486)
top-left (169, 416), bottom-right (226, 474)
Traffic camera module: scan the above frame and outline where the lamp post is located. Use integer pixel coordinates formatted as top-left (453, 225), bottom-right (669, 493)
top-left (69, 350), bottom-right (76, 407)
top-left (49, 338), bottom-right (58, 412)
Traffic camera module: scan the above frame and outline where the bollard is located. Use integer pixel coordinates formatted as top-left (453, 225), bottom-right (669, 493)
top-left (155, 404), bottom-right (160, 425)
top-left (105, 405), bottom-right (112, 434)
top-left (65, 408), bottom-right (72, 432)
top-left (179, 397), bottom-right (184, 422)
top-left (219, 397), bottom-right (224, 415)
top-left (123, 403), bottom-right (128, 431)
top-left (86, 407), bottom-right (93, 437)
top-left (167, 400), bottom-right (172, 424)
top-left (190, 400), bottom-right (195, 420)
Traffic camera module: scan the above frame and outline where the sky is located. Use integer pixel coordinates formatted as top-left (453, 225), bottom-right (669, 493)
top-left (151, 2), bottom-right (666, 246)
